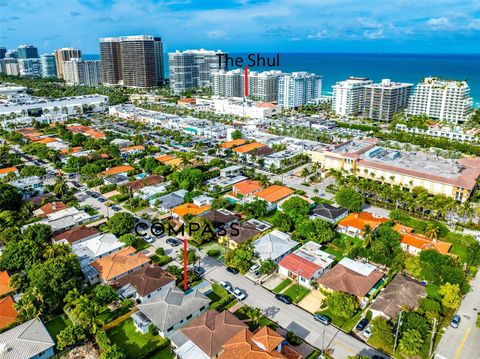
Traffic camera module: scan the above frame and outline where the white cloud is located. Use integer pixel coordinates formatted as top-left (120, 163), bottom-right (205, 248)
top-left (307, 30), bottom-right (329, 40)
top-left (467, 18), bottom-right (480, 30)
top-left (363, 29), bottom-right (385, 39)
top-left (427, 17), bottom-right (451, 28)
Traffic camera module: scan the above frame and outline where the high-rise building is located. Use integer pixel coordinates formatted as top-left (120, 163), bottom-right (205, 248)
top-left (407, 77), bottom-right (473, 124)
top-left (99, 37), bottom-right (122, 85)
top-left (119, 35), bottom-right (158, 87)
top-left (54, 48), bottom-right (82, 79)
top-left (168, 49), bottom-right (227, 94)
top-left (332, 77), bottom-right (373, 116)
top-left (0, 59), bottom-right (17, 74)
top-left (100, 35), bottom-right (164, 87)
top-left (363, 79), bottom-right (413, 122)
top-left (0, 48), bottom-right (6, 59)
top-left (17, 45), bottom-right (38, 59)
top-left (18, 58), bottom-right (42, 77)
top-left (40, 54), bottom-right (57, 78)
top-left (63, 58), bottom-right (101, 86)
top-left (277, 72), bottom-right (322, 108)
top-left (5, 50), bottom-right (18, 59)
top-left (212, 69), bottom-right (283, 102)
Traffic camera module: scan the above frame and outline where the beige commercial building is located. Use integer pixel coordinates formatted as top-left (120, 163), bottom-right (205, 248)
top-left (309, 138), bottom-right (480, 202)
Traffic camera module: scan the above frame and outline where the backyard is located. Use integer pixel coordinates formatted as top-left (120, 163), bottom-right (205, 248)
top-left (199, 241), bottom-right (226, 262)
top-left (107, 318), bottom-right (171, 359)
top-left (45, 314), bottom-right (72, 344)
top-left (233, 305), bottom-right (279, 331)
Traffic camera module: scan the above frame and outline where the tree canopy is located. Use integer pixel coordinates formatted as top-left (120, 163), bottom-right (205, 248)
top-left (335, 187), bottom-right (364, 212)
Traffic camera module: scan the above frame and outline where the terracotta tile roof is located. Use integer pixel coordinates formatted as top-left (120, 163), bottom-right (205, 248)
top-left (36, 201), bottom-right (67, 218)
top-left (317, 261), bottom-right (384, 298)
top-left (178, 98), bottom-right (196, 105)
top-left (233, 180), bottom-right (262, 196)
top-left (120, 145), bottom-right (145, 152)
top-left (220, 326), bottom-right (301, 359)
top-left (125, 175), bottom-right (164, 192)
top-left (52, 225), bottom-right (99, 244)
top-left (219, 139), bottom-right (247, 149)
top-left (337, 212), bottom-right (388, 232)
top-left (279, 253), bottom-right (321, 279)
top-left (233, 142), bottom-right (267, 154)
top-left (35, 137), bottom-right (57, 144)
top-left (101, 165), bottom-right (134, 176)
top-left (256, 102), bottom-right (277, 109)
top-left (0, 296), bottom-right (18, 329)
top-left (393, 223), bottom-right (452, 254)
top-left (180, 310), bottom-right (247, 357)
top-left (0, 167), bottom-right (18, 175)
top-left (112, 265), bottom-right (175, 297)
top-left (0, 272), bottom-right (16, 297)
top-left (90, 246), bottom-right (150, 282)
top-left (172, 203), bottom-right (211, 218)
top-left (156, 155), bottom-right (183, 167)
top-left (59, 146), bottom-right (82, 155)
top-left (155, 154), bottom-right (175, 163)
top-left (253, 185), bottom-right (294, 204)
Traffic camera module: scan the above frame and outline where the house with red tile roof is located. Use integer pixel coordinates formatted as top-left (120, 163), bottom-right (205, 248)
top-left (219, 326), bottom-right (302, 359)
top-left (278, 242), bottom-right (335, 289)
top-left (0, 296), bottom-right (18, 329)
top-left (219, 139), bottom-right (247, 150)
top-left (52, 225), bottom-right (100, 245)
top-left (231, 179), bottom-right (263, 198)
top-left (33, 201), bottom-right (68, 218)
top-left (337, 212), bottom-right (389, 239)
top-left (101, 165), bottom-right (134, 177)
top-left (317, 258), bottom-right (384, 299)
top-left (393, 223), bottom-right (452, 256)
top-left (253, 185), bottom-right (294, 211)
top-left (0, 271), bottom-right (17, 298)
top-left (0, 166), bottom-right (18, 179)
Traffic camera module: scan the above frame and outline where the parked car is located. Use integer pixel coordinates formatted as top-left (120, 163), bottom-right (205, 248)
top-left (193, 266), bottom-right (205, 276)
top-left (226, 267), bottom-right (239, 274)
top-left (220, 281), bottom-right (234, 293)
top-left (356, 318), bottom-right (369, 331)
top-left (98, 197), bottom-right (106, 202)
top-left (313, 314), bottom-right (331, 325)
top-left (111, 205), bottom-right (121, 211)
top-left (363, 325), bottom-right (373, 339)
top-left (91, 193), bottom-right (99, 199)
top-left (166, 237), bottom-right (182, 247)
top-left (450, 314), bottom-right (461, 328)
top-left (143, 235), bottom-right (155, 244)
top-left (249, 263), bottom-right (260, 273)
top-left (275, 294), bottom-right (293, 305)
top-left (233, 288), bottom-right (246, 301)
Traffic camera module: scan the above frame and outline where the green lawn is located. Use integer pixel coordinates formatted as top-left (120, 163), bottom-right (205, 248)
top-left (323, 244), bottom-right (345, 261)
top-left (315, 308), bottom-right (363, 333)
top-left (272, 278), bottom-right (292, 293)
top-left (282, 284), bottom-right (310, 304)
top-left (107, 318), bottom-right (170, 359)
top-left (207, 283), bottom-right (235, 311)
top-left (98, 306), bottom-right (130, 325)
top-left (199, 242), bottom-right (225, 262)
top-left (149, 348), bottom-right (173, 359)
top-left (45, 315), bottom-right (72, 344)
top-left (109, 194), bottom-right (129, 203)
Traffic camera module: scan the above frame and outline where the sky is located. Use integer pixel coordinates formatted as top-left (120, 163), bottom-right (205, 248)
top-left (1, 0), bottom-right (480, 54)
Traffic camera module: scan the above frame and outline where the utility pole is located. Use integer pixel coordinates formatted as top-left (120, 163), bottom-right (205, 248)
top-left (393, 311), bottom-right (403, 353)
top-left (322, 323), bottom-right (326, 354)
top-left (429, 317), bottom-right (438, 357)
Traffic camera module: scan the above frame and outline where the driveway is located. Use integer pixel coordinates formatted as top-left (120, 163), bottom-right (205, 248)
top-left (434, 271), bottom-right (480, 359)
top-left (298, 290), bottom-right (325, 314)
top-left (201, 256), bottom-right (386, 359)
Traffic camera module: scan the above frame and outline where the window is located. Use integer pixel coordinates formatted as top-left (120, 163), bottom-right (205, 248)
top-left (187, 314), bottom-right (192, 320)
top-left (167, 326), bottom-right (174, 332)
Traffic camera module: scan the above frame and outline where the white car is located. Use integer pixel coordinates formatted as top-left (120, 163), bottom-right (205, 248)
top-left (232, 288), bottom-right (246, 301)
top-left (220, 281), bottom-right (233, 294)
top-left (249, 263), bottom-right (260, 273)
top-left (363, 325), bottom-right (373, 339)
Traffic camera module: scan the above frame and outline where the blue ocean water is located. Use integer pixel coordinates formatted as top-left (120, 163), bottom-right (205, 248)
top-left (84, 53), bottom-right (480, 106)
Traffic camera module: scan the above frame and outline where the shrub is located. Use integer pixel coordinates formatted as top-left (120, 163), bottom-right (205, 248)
top-left (155, 247), bottom-right (165, 256)
top-left (365, 310), bottom-right (373, 321)
top-left (286, 331), bottom-right (303, 346)
top-left (207, 249), bottom-right (221, 257)
top-left (151, 255), bottom-right (172, 266)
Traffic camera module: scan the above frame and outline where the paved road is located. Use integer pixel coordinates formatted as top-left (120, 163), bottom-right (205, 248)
top-left (434, 271), bottom-right (480, 359)
top-left (200, 255), bottom-right (386, 359)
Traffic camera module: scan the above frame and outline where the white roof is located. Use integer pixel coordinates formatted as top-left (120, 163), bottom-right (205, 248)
top-left (0, 319), bottom-right (54, 359)
top-left (339, 258), bottom-right (376, 277)
top-left (73, 233), bottom-right (125, 268)
top-left (176, 340), bottom-right (209, 359)
top-left (253, 230), bottom-right (297, 261)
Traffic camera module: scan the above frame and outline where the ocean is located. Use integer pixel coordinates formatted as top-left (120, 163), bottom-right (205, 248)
top-left (84, 53), bottom-right (480, 106)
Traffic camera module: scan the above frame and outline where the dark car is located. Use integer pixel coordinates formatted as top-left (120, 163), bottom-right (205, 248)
top-left (193, 266), bottom-right (205, 276)
top-left (91, 193), bottom-right (99, 199)
top-left (355, 318), bottom-right (369, 331)
top-left (275, 294), bottom-right (293, 305)
top-left (98, 197), bottom-right (106, 202)
top-left (314, 314), bottom-right (331, 325)
top-left (166, 237), bottom-right (182, 247)
top-left (111, 205), bottom-right (121, 211)
top-left (226, 267), bottom-right (239, 274)
top-left (450, 314), bottom-right (461, 328)
top-left (372, 355), bottom-right (387, 359)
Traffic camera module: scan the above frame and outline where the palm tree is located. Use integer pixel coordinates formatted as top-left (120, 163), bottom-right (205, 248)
top-left (244, 307), bottom-right (263, 327)
top-left (363, 224), bottom-right (373, 248)
top-left (72, 296), bottom-right (102, 334)
top-left (425, 223), bottom-right (440, 240)
top-left (53, 176), bottom-right (68, 198)
top-left (301, 167), bottom-right (310, 181)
